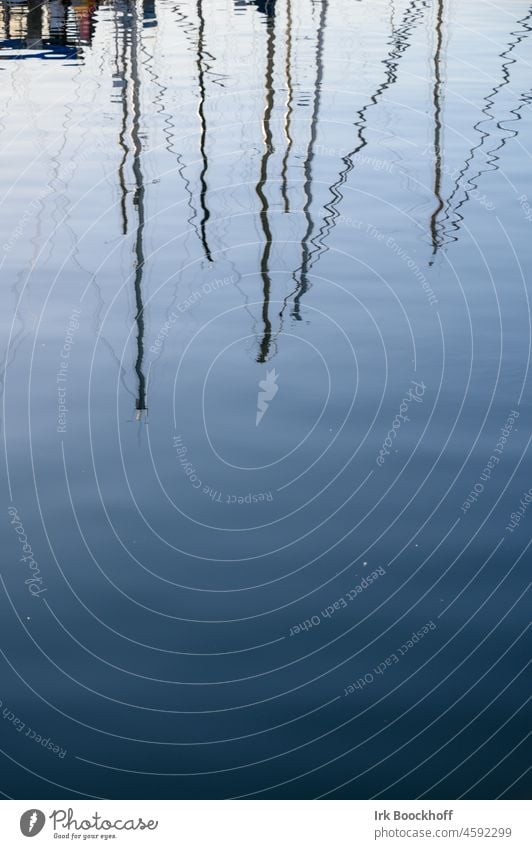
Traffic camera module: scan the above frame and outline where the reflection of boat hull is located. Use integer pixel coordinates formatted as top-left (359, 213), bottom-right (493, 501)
top-left (70, 0), bottom-right (97, 43)
top-left (234, 0), bottom-right (275, 16)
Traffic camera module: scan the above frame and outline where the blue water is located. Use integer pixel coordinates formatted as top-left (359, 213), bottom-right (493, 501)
top-left (0, 0), bottom-right (530, 799)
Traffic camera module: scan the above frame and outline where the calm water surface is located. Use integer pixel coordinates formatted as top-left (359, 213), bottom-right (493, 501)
top-left (1, 0), bottom-right (531, 799)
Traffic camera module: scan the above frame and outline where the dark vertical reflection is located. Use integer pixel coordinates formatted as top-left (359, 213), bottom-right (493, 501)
top-left (114, 1), bottom-right (130, 235)
top-left (280, 0), bottom-right (294, 213)
top-left (130, 0), bottom-right (148, 419)
top-left (143, 0), bottom-right (156, 28)
top-left (429, 0), bottom-right (444, 260)
top-left (26, 0), bottom-right (43, 49)
top-left (255, 0), bottom-right (276, 363)
top-left (114, 0), bottom-right (149, 419)
top-left (195, 0), bottom-right (213, 263)
top-left (436, 6), bottom-right (532, 251)
top-left (162, 4), bottom-right (205, 257)
top-left (299, 0), bottom-right (428, 276)
top-left (290, 0), bottom-right (328, 321)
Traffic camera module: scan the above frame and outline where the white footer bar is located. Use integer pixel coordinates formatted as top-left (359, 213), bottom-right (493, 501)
top-left (1, 799), bottom-right (528, 848)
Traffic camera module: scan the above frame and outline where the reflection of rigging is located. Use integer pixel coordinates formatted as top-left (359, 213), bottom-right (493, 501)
top-left (434, 6), bottom-right (532, 253)
top-left (164, 3), bottom-right (210, 262)
top-left (291, 0), bottom-right (428, 284)
top-left (254, 0), bottom-right (276, 363)
top-left (280, 0), bottom-right (427, 321)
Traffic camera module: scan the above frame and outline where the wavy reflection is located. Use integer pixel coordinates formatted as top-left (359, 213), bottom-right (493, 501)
top-left (289, 0), bottom-right (328, 322)
top-left (429, 0), bottom-right (444, 258)
top-left (113, 0), bottom-right (150, 419)
top-left (130, 1), bottom-right (148, 419)
top-left (195, 0), bottom-right (213, 263)
top-left (435, 6), bottom-right (532, 253)
top-left (298, 0), bottom-right (429, 279)
top-left (254, 0), bottom-right (276, 363)
top-left (280, 0), bottom-right (294, 213)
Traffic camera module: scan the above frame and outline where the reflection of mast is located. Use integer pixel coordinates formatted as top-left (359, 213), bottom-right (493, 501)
top-left (280, 0), bottom-right (294, 213)
top-left (290, 0), bottom-right (328, 321)
top-left (196, 0), bottom-right (213, 262)
top-left (115, 0), bottom-right (149, 419)
top-left (429, 0), bottom-right (444, 260)
top-left (254, 0), bottom-right (276, 363)
top-left (114, 1), bottom-right (129, 235)
top-left (130, 0), bottom-right (148, 419)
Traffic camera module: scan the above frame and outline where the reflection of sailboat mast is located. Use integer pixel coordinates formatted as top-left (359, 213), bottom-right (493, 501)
top-left (290, 0), bottom-right (328, 321)
top-left (429, 0), bottom-right (444, 259)
top-left (255, 0), bottom-right (276, 363)
top-left (130, 0), bottom-right (147, 418)
top-left (115, 0), bottom-right (148, 418)
top-left (280, 0), bottom-right (294, 213)
top-left (115, 2), bottom-right (130, 234)
top-left (196, 0), bottom-right (213, 263)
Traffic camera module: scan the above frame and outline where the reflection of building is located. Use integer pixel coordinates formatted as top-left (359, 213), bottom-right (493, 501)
top-left (0, 0), bottom-right (100, 56)
top-left (0, 0), bottom-right (49, 47)
top-left (234, 0), bottom-right (276, 16)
